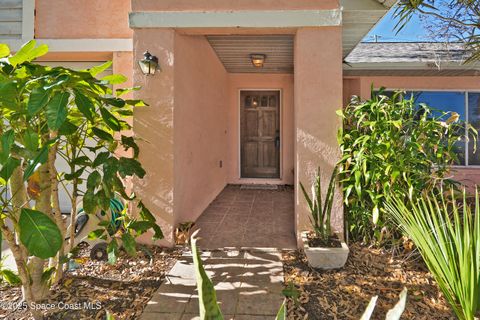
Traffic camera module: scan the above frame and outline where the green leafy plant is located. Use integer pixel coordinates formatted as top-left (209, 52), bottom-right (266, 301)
top-left (299, 166), bottom-right (337, 242)
top-left (386, 190), bottom-right (480, 320)
top-left (0, 40), bottom-right (162, 317)
top-left (360, 287), bottom-right (407, 320)
top-left (191, 230), bottom-right (224, 320)
top-left (337, 89), bottom-right (475, 242)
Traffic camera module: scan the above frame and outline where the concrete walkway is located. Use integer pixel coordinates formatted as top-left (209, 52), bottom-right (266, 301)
top-left (141, 249), bottom-right (285, 320)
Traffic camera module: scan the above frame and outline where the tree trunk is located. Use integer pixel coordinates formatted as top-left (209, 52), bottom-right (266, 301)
top-left (48, 136), bottom-right (66, 284)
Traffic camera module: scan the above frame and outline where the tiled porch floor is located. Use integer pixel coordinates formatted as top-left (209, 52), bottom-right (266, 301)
top-left (194, 185), bottom-right (296, 249)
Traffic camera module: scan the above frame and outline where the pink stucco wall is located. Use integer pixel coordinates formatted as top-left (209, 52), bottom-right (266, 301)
top-left (132, 0), bottom-right (338, 11)
top-left (227, 74), bottom-right (295, 185)
top-left (295, 27), bottom-right (344, 241)
top-left (132, 29), bottom-right (176, 246)
top-left (345, 75), bottom-right (480, 187)
top-left (173, 34), bottom-right (229, 224)
top-left (35, 0), bottom-right (132, 39)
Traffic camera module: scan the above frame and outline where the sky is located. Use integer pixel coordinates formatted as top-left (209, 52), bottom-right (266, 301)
top-left (364, 8), bottom-right (433, 42)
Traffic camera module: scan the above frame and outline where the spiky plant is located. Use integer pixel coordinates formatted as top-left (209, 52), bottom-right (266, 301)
top-left (386, 189), bottom-right (480, 320)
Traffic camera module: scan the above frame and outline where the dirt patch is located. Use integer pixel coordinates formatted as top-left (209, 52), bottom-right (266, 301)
top-left (0, 243), bottom-right (181, 320)
top-left (283, 243), bottom-right (455, 320)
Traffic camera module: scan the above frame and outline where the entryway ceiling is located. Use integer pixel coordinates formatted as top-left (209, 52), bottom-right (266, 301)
top-left (207, 35), bottom-right (294, 74)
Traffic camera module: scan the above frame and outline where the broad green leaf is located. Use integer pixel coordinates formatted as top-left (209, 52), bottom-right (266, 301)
top-left (58, 120), bottom-right (78, 136)
top-left (101, 74), bottom-right (127, 85)
top-left (0, 81), bottom-right (18, 108)
top-left (74, 91), bottom-right (95, 122)
top-left (92, 128), bottom-right (113, 141)
top-left (93, 152), bottom-right (110, 167)
top-left (18, 209), bottom-right (62, 259)
top-left (8, 40), bottom-right (36, 67)
top-left (83, 191), bottom-right (97, 214)
top-left (118, 157), bottom-right (146, 178)
top-left (23, 144), bottom-right (50, 181)
top-left (107, 239), bottom-right (118, 265)
top-left (46, 92), bottom-right (70, 130)
top-left (125, 99), bottom-right (147, 107)
top-left (87, 171), bottom-right (101, 189)
top-left (0, 44), bottom-right (10, 58)
top-left (64, 167), bottom-right (85, 181)
top-left (115, 86), bottom-right (140, 97)
top-left (100, 107), bottom-right (121, 131)
top-left (23, 129), bottom-right (39, 152)
top-left (1, 269), bottom-right (21, 286)
top-left (0, 157), bottom-right (20, 181)
top-left (27, 87), bottom-right (50, 115)
top-left (0, 129), bottom-right (14, 162)
top-left (121, 135), bottom-right (139, 158)
top-left (88, 61), bottom-right (112, 77)
top-left (121, 232), bottom-right (137, 257)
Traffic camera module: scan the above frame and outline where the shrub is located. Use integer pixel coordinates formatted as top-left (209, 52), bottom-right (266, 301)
top-left (386, 189), bottom-right (480, 320)
top-left (0, 41), bottom-right (162, 317)
top-left (337, 90), bottom-right (474, 242)
top-left (299, 166), bottom-right (337, 242)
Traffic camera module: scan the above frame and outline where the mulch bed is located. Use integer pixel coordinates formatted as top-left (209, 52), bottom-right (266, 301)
top-left (0, 243), bottom-right (181, 320)
top-left (283, 243), bottom-right (456, 320)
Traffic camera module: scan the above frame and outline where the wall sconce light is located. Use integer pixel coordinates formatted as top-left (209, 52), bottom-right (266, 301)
top-left (139, 51), bottom-right (159, 75)
top-left (250, 54), bottom-right (266, 68)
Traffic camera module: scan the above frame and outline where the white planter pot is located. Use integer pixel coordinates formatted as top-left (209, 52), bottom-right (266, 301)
top-left (301, 231), bottom-right (349, 270)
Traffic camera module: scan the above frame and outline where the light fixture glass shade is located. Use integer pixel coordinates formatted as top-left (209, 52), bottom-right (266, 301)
top-left (139, 51), bottom-right (159, 75)
top-left (250, 54), bottom-right (266, 68)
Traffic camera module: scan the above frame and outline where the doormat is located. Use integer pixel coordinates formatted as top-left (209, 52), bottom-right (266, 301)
top-left (240, 184), bottom-right (279, 190)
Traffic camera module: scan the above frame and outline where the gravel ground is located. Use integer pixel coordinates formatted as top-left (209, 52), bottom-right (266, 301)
top-left (283, 243), bottom-right (455, 320)
top-left (0, 243), bottom-right (181, 320)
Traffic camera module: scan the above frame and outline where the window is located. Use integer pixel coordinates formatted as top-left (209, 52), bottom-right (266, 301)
top-left (379, 90), bottom-right (480, 166)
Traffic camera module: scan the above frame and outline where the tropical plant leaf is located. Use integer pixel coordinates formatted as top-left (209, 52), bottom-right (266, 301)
top-left (0, 43), bottom-right (10, 58)
top-left (121, 232), bottom-right (137, 257)
top-left (191, 230), bottom-right (224, 320)
top-left (46, 91), bottom-right (70, 130)
top-left (88, 61), bottom-right (112, 77)
top-left (27, 87), bottom-right (50, 116)
top-left (0, 269), bottom-right (21, 286)
top-left (18, 209), bottom-right (63, 259)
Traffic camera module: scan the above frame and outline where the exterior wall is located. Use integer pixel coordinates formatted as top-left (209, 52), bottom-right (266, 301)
top-left (294, 27), bottom-right (344, 241)
top-left (345, 75), bottom-right (480, 187)
top-left (35, 0), bottom-right (132, 39)
top-left (132, 0), bottom-right (338, 11)
top-left (173, 34), bottom-right (229, 224)
top-left (227, 74), bottom-right (294, 185)
top-left (133, 29), bottom-right (176, 246)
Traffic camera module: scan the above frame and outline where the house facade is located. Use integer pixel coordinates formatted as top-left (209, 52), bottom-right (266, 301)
top-left (3, 0), bottom-right (479, 247)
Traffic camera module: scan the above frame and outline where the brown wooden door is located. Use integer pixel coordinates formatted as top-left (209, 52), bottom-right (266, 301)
top-left (240, 90), bottom-right (280, 178)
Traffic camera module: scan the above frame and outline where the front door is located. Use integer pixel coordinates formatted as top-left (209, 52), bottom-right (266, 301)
top-left (240, 90), bottom-right (280, 179)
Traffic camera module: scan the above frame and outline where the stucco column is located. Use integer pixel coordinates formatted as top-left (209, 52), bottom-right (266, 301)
top-left (294, 27), bottom-right (344, 243)
top-left (132, 29), bottom-right (176, 246)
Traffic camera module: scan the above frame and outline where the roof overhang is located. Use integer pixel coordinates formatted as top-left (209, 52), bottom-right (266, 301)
top-left (129, 0), bottom-right (393, 58)
top-left (341, 0), bottom-right (394, 57)
top-left (343, 61), bottom-right (480, 77)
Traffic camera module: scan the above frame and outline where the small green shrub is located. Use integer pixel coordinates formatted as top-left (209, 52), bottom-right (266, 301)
top-left (337, 89), bottom-right (475, 242)
top-left (299, 166), bottom-right (337, 242)
top-left (386, 189), bottom-right (480, 320)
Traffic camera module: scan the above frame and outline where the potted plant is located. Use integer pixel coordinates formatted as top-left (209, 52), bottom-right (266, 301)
top-left (299, 166), bottom-right (349, 269)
